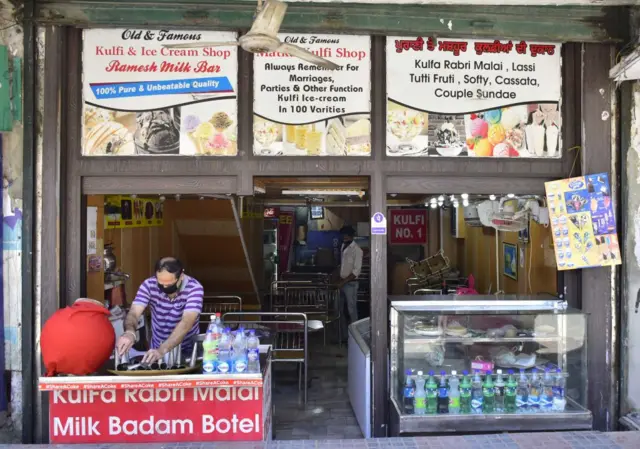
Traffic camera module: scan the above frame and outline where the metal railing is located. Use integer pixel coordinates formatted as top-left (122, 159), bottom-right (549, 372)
top-left (222, 311), bottom-right (309, 404)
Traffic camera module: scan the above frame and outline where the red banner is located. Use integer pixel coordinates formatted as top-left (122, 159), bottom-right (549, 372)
top-left (389, 209), bottom-right (428, 245)
top-left (277, 212), bottom-right (294, 273)
top-left (49, 384), bottom-right (267, 444)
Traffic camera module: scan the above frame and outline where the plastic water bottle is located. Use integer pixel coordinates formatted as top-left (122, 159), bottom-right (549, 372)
top-left (217, 328), bottom-right (232, 374)
top-left (483, 370), bottom-right (495, 413)
top-left (206, 314), bottom-right (216, 333)
top-left (437, 371), bottom-right (449, 414)
top-left (541, 368), bottom-right (554, 411)
top-left (528, 368), bottom-right (541, 410)
top-left (202, 330), bottom-right (216, 373)
top-left (494, 369), bottom-right (506, 412)
top-left (414, 371), bottom-right (427, 415)
top-left (471, 370), bottom-right (483, 413)
top-left (247, 329), bottom-right (261, 373)
top-left (516, 369), bottom-right (529, 411)
top-left (403, 369), bottom-right (415, 414)
top-left (448, 370), bottom-right (460, 415)
top-left (552, 368), bottom-right (566, 411)
top-left (505, 369), bottom-right (517, 412)
top-left (460, 370), bottom-right (472, 414)
top-left (426, 371), bottom-right (438, 414)
top-left (232, 328), bottom-right (247, 373)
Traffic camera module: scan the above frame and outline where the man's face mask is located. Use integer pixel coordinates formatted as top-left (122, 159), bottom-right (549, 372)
top-left (157, 271), bottom-right (182, 295)
top-left (159, 282), bottom-right (179, 295)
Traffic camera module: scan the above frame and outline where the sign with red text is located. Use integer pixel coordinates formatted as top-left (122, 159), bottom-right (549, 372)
top-left (389, 209), bottom-right (428, 245)
top-left (82, 29), bottom-right (238, 156)
top-left (49, 385), bottom-right (266, 444)
top-left (386, 37), bottom-right (561, 158)
top-left (253, 34), bottom-right (371, 156)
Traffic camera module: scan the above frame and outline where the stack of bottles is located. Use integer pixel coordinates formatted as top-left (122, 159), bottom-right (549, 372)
top-left (202, 314), bottom-right (261, 374)
top-left (403, 367), bottom-right (566, 415)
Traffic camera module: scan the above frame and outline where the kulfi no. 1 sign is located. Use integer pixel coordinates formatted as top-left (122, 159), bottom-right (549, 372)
top-left (82, 29), bottom-right (238, 156)
top-left (386, 38), bottom-right (561, 158)
top-left (253, 34), bottom-right (371, 156)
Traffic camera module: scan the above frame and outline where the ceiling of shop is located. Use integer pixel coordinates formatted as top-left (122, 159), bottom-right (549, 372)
top-left (254, 177), bottom-right (369, 201)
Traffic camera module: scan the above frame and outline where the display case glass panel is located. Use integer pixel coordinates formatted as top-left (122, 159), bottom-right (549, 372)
top-left (389, 295), bottom-right (590, 433)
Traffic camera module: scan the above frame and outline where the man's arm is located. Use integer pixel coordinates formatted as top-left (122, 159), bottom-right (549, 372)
top-left (124, 304), bottom-right (145, 334)
top-left (158, 311), bottom-right (199, 354)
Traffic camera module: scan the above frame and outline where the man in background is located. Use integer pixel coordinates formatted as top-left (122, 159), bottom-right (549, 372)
top-left (336, 225), bottom-right (363, 342)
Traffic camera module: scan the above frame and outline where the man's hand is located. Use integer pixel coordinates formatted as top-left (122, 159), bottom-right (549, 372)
top-left (116, 332), bottom-right (135, 356)
top-left (142, 348), bottom-right (166, 365)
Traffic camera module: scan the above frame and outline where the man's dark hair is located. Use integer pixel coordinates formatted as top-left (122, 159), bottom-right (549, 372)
top-left (340, 225), bottom-right (356, 237)
top-left (154, 257), bottom-right (184, 275)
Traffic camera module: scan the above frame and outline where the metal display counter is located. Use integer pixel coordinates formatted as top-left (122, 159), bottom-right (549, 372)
top-left (39, 352), bottom-right (272, 444)
top-left (389, 295), bottom-right (592, 435)
top-left (348, 317), bottom-right (372, 438)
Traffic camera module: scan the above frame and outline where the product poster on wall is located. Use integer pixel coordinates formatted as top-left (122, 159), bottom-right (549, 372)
top-left (386, 37), bottom-right (562, 158)
top-left (545, 173), bottom-right (620, 271)
top-left (82, 29), bottom-right (238, 156)
top-left (253, 34), bottom-right (371, 156)
top-left (104, 195), bottom-right (164, 229)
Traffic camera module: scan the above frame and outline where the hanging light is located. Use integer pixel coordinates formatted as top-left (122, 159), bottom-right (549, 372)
top-left (453, 201), bottom-right (459, 208)
top-left (430, 202), bottom-right (437, 209)
top-left (461, 193), bottom-right (469, 200)
top-left (450, 195), bottom-right (456, 201)
top-left (507, 193), bottom-right (515, 198)
top-left (430, 197), bottom-right (437, 204)
top-left (438, 195), bottom-right (445, 202)
top-left (463, 199), bottom-right (470, 207)
top-left (489, 194), bottom-right (496, 201)
top-left (438, 201), bottom-right (444, 207)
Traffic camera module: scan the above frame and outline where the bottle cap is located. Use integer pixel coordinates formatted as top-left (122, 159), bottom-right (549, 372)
top-left (486, 370), bottom-right (492, 375)
top-left (451, 370), bottom-right (457, 376)
top-left (417, 371), bottom-right (424, 376)
top-left (508, 369), bottom-right (514, 374)
top-left (406, 369), bottom-right (412, 375)
top-left (462, 370), bottom-right (469, 375)
top-left (440, 370), bottom-right (446, 376)
top-left (249, 329), bottom-right (256, 335)
top-left (496, 369), bottom-right (502, 374)
top-left (556, 368), bottom-right (562, 373)
top-left (429, 370), bottom-right (434, 376)
top-left (532, 368), bottom-right (538, 373)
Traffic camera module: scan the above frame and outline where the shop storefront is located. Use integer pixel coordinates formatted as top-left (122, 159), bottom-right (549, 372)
top-left (21, 0), bottom-right (632, 444)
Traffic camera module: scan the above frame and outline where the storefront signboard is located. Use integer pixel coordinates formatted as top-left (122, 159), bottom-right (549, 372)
top-left (47, 384), bottom-right (265, 443)
top-left (545, 173), bottom-right (620, 270)
top-left (104, 195), bottom-right (164, 229)
top-left (386, 38), bottom-right (561, 158)
top-left (82, 29), bottom-right (238, 156)
top-left (253, 34), bottom-right (371, 156)
top-left (389, 209), bottom-right (427, 245)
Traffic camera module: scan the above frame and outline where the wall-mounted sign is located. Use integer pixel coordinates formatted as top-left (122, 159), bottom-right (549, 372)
top-left (82, 29), bottom-right (238, 156)
top-left (104, 196), bottom-right (164, 229)
top-left (264, 207), bottom-right (279, 218)
top-left (253, 34), bottom-right (371, 156)
top-left (545, 173), bottom-right (620, 271)
top-left (389, 209), bottom-right (427, 245)
top-left (386, 37), bottom-right (561, 158)
top-left (371, 212), bottom-right (387, 235)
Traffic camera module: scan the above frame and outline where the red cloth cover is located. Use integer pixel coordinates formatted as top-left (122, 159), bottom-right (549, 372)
top-left (41, 300), bottom-right (115, 376)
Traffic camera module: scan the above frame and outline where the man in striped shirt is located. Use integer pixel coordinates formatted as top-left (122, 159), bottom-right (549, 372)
top-left (116, 257), bottom-right (204, 364)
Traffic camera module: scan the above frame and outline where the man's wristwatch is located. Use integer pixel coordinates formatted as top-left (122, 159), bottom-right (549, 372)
top-left (123, 330), bottom-right (138, 342)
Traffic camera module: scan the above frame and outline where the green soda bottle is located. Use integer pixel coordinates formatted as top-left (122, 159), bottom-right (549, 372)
top-left (426, 370), bottom-right (438, 414)
top-left (483, 370), bottom-right (495, 413)
top-left (505, 369), bottom-right (517, 412)
top-left (460, 370), bottom-right (472, 413)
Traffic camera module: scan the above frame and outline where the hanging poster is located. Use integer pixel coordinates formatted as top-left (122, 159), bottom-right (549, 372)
top-left (104, 196), bottom-right (164, 229)
top-left (545, 173), bottom-right (620, 271)
top-left (82, 29), bottom-right (238, 156)
top-left (386, 37), bottom-right (561, 158)
top-left (253, 34), bottom-right (371, 156)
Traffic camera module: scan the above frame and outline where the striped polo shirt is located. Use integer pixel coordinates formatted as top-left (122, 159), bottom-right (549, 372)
top-left (132, 274), bottom-right (204, 353)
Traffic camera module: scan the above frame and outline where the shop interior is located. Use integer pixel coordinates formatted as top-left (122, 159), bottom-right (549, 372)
top-left (84, 180), bottom-right (585, 440)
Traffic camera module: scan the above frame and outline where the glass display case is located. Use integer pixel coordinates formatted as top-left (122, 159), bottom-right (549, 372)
top-left (389, 295), bottom-right (592, 435)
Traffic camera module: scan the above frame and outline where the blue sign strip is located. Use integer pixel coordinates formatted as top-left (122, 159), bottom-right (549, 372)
top-left (89, 76), bottom-right (233, 99)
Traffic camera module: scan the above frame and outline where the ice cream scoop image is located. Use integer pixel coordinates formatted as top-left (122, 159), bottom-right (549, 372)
top-left (493, 142), bottom-right (511, 157)
top-left (500, 108), bottom-right (521, 130)
top-left (474, 138), bottom-right (494, 157)
top-left (484, 109), bottom-right (502, 125)
top-left (182, 114), bottom-right (201, 133)
top-left (470, 118), bottom-right (488, 138)
top-left (193, 122), bottom-right (214, 139)
top-left (488, 123), bottom-right (506, 145)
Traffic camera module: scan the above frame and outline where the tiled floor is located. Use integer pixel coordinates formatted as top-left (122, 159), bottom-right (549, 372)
top-left (271, 335), bottom-right (363, 440)
top-left (2, 432), bottom-right (640, 448)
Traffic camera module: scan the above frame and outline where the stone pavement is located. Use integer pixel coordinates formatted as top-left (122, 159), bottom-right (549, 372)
top-left (0, 431), bottom-right (639, 448)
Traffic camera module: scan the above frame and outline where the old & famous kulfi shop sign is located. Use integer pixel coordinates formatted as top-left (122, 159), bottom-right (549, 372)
top-left (253, 34), bottom-right (371, 156)
top-left (82, 29), bottom-right (238, 156)
top-left (386, 38), bottom-right (561, 158)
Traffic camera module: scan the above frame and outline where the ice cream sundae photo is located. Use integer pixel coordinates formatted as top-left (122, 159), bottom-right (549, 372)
top-left (134, 109), bottom-right (181, 155)
top-left (254, 120), bottom-right (281, 155)
top-left (183, 111), bottom-right (235, 156)
top-left (434, 119), bottom-right (464, 157)
top-left (386, 103), bottom-right (428, 155)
